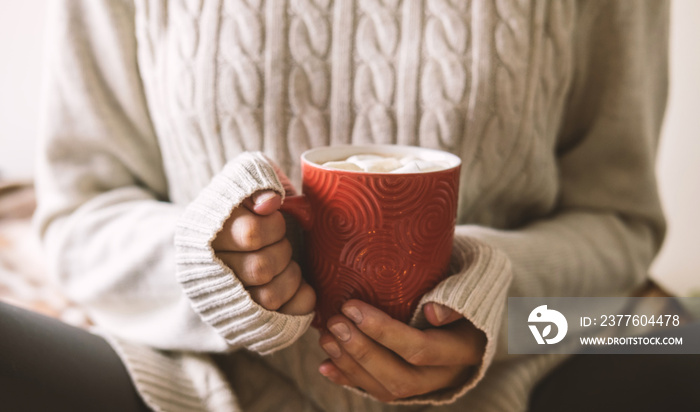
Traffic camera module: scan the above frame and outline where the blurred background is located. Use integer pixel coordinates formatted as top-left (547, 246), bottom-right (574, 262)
top-left (1, 1), bottom-right (698, 295)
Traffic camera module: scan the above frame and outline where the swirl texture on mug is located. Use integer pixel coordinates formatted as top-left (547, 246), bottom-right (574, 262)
top-left (301, 160), bottom-right (459, 327)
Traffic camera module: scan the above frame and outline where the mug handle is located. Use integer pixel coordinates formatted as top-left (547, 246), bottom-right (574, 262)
top-left (279, 195), bottom-right (313, 230)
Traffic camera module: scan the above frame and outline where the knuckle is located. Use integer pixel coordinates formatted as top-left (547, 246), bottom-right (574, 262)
top-left (405, 345), bottom-right (434, 366)
top-left (361, 316), bottom-right (385, 340)
top-left (235, 217), bottom-right (264, 250)
top-left (247, 254), bottom-right (275, 285)
top-left (350, 343), bottom-right (373, 365)
top-left (253, 286), bottom-right (282, 311)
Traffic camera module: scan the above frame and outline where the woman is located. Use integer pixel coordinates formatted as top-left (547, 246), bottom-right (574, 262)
top-left (27, 0), bottom-right (670, 410)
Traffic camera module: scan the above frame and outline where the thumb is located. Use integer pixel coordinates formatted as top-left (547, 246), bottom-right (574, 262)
top-left (261, 154), bottom-right (297, 196)
top-left (423, 302), bottom-right (462, 327)
top-left (242, 190), bottom-right (282, 215)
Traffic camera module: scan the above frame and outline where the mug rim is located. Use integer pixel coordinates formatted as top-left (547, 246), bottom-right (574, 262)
top-left (300, 144), bottom-right (461, 175)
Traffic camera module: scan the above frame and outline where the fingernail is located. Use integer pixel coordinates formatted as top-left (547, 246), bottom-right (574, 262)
top-left (255, 191), bottom-right (277, 205)
top-left (318, 364), bottom-right (333, 378)
top-left (322, 341), bottom-right (342, 359)
top-left (433, 303), bottom-right (450, 324)
top-left (329, 322), bottom-right (351, 342)
top-left (342, 306), bottom-right (363, 324)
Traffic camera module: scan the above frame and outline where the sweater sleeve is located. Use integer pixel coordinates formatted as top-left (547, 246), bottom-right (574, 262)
top-left (174, 152), bottom-right (313, 354)
top-left (406, 0), bottom-right (669, 404)
top-left (34, 0), bottom-right (311, 354)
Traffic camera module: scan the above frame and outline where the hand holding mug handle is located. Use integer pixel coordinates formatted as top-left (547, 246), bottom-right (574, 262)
top-left (211, 159), bottom-right (316, 316)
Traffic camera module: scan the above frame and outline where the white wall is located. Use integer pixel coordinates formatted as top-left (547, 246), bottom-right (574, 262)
top-left (0, 0), bottom-right (49, 181)
top-left (650, 1), bottom-right (700, 295)
top-left (0, 1), bottom-right (698, 293)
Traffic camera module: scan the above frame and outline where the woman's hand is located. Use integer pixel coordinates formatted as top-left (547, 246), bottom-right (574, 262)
top-left (318, 300), bottom-right (486, 402)
top-left (212, 190), bottom-right (315, 315)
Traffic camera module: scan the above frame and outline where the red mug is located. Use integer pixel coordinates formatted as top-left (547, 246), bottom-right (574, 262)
top-left (280, 145), bottom-right (461, 327)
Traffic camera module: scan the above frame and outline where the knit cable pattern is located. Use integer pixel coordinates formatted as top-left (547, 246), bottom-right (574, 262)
top-left (288, 0), bottom-right (333, 184)
top-left (352, 0), bottom-right (400, 145)
top-left (419, 0), bottom-right (472, 153)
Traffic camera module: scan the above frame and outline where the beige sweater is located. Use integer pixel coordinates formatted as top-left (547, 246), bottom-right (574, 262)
top-left (34, 0), bottom-right (668, 411)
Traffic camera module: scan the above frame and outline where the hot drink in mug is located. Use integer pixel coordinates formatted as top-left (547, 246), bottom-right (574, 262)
top-left (280, 145), bottom-right (461, 327)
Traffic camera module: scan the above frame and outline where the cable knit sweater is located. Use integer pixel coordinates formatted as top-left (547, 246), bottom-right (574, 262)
top-left (34, 0), bottom-right (668, 411)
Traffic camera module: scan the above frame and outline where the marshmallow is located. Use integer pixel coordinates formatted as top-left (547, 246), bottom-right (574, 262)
top-left (320, 161), bottom-right (363, 171)
top-left (322, 154), bottom-right (450, 173)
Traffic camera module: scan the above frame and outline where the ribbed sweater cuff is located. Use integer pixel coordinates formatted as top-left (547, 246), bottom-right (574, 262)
top-left (175, 152), bottom-right (313, 355)
top-left (405, 235), bottom-right (512, 405)
top-left (103, 335), bottom-right (240, 412)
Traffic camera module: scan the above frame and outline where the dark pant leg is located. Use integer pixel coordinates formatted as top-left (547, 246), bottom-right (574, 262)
top-left (0, 301), bottom-right (151, 412)
top-left (530, 353), bottom-right (700, 411)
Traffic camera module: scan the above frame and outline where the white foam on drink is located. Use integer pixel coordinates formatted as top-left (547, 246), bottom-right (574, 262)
top-left (322, 154), bottom-right (451, 173)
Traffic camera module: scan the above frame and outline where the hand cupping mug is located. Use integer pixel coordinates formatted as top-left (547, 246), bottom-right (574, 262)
top-left (280, 145), bottom-right (461, 327)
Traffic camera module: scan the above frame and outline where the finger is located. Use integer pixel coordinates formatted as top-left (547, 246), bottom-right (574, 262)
top-left (242, 190), bottom-right (282, 216)
top-left (423, 302), bottom-right (463, 327)
top-left (217, 239), bottom-right (293, 286)
top-left (341, 300), bottom-right (483, 366)
top-left (211, 207), bottom-right (286, 252)
top-left (318, 359), bottom-right (354, 387)
top-left (327, 316), bottom-right (429, 400)
top-left (247, 261), bottom-right (302, 311)
top-left (327, 317), bottom-right (471, 399)
top-left (318, 331), bottom-right (395, 402)
top-left (278, 281), bottom-right (316, 316)
top-left (261, 155), bottom-right (297, 196)
top-left (271, 168), bottom-right (296, 197)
